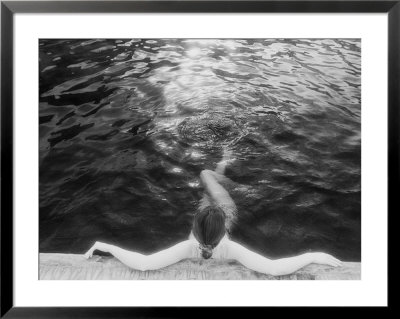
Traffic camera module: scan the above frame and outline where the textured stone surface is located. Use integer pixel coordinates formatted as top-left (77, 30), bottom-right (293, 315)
top-left (40, 253), bottom-right (360, 280)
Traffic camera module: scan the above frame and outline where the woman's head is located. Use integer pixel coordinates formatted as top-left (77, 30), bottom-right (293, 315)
top-left (192, 206), bottom-right (226, 259)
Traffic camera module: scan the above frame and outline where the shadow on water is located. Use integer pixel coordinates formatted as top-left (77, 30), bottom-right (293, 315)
top-left (39, 39), bottom-right (361, 261)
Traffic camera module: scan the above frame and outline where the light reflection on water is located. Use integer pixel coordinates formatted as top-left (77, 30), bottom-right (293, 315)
top-left (39, 39), bottom-right (361, 261)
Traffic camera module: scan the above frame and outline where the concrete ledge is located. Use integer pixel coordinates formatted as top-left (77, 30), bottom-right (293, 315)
top-left (40, 253), bottom-right (360, 280)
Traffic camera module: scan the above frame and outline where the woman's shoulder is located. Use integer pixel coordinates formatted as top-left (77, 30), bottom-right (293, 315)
top-left (187, 232), bottom-right (200, 246)
top-left (218, 234), bottom-right (233, 250)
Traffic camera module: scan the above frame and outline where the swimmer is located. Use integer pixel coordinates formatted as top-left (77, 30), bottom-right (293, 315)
top-left (85, 147), bottom-right (342, 276)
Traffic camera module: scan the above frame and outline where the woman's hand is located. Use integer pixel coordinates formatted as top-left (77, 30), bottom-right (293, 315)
top-left (84, 241), bottom-right (110, 259)
top-left (309, 252), bottom-right (343, 267)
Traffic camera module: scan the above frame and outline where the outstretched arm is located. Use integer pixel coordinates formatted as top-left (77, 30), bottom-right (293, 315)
top-left (84, 240), bottom-right (194, 271)
top-left (199, 146), bottom-right (237, 209)
top-left (215, 147), bottom-right (233, 175)
top-left (200, 169), bottom-right (236, 210)
top-left (226, 240), bottom-right (342, 276)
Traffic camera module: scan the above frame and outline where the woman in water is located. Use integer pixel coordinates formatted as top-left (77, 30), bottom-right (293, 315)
top-left (85, 148), bottom-right (342, 276)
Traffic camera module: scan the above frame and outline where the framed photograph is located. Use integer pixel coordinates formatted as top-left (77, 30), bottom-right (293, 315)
top-left (1, 0), bottom-right (395, 316)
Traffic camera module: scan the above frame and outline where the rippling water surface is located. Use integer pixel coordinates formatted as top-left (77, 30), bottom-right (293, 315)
top-left (39, 39), bottom-right (361, 261)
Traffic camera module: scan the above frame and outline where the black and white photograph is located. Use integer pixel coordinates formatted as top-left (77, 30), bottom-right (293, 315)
top-left (39, 38), bottom-right (361, 280)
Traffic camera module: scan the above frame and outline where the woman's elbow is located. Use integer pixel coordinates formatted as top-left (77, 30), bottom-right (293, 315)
top-left (264, 266), bottom-right (279, 277)
top-left (125, 259), bottom-right (148, 272)
top-left (265, 263), bottom-right (285, 276)
top-left (267, 266), bottom-right (297, 277)
top-left (136, 258), bottom-right (163, 272)
top-left (137, 264), bottom-right (148, 272)
top-left (268, 268), bottom-right (284, 277)
top-left (138, 258), bottom-right (152, 271)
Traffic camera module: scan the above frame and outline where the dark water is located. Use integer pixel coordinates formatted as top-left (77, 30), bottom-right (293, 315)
top-left (39, 39), bottom-right (361, 261)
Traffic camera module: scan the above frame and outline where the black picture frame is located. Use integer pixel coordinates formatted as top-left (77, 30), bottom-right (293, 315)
top-left (1, 0), bottom-right (396, 317)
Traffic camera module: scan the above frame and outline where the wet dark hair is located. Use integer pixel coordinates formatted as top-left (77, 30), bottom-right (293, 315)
top-left (192, 206), bottom-right (226, 259)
